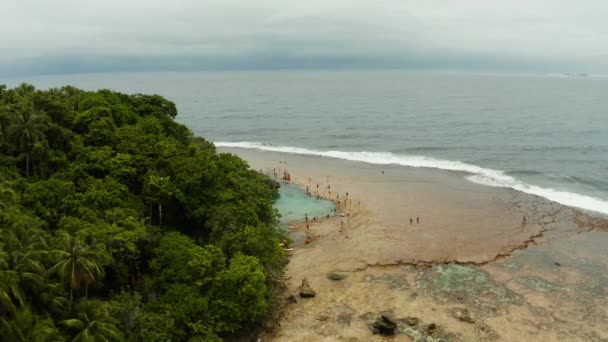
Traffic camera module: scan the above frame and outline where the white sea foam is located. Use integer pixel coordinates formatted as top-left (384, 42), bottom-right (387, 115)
top-left (216, 141), bottom-right (608, 215)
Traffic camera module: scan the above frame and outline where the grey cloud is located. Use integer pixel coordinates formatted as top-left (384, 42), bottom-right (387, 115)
top-left (1, 0), bottom-right (607, 76)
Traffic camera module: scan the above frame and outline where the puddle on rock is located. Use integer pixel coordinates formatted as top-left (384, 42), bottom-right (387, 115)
top-left (418, 264), bottom-right (521, 309)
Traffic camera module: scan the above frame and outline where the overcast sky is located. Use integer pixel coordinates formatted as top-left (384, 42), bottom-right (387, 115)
top-left (1, 0), bottom-right (607, 76)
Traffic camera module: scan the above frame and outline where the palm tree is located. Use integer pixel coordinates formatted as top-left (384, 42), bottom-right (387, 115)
top-left (50, 233), bottom-right (110, 312)
top-left (7, 97), bottom-right (46, 177)
top-left (0, 246), bottom-right (23, 315)
top-left (0, 223), bottom-right (67, 315)
top-left (145, 174), bottom-right (174, 226)
top-left (1, 225), bottom-right (58, 314)
top-left (2, 225), bottom-right (47, 276)
top-left (0, 184), bottom-right (16, 221)
top-left (61, 299), bottom-right (123, 342)
top-left (0, 104), bottom-right (11, 142)
top-left (0, 309), bottom-right (64, 342)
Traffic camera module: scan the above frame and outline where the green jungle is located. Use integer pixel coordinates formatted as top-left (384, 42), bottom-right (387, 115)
top-left (0, 84), bottom-right (286, 341)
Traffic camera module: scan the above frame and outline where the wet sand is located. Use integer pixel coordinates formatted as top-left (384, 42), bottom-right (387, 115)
top-left (220, 147), bottom-right (608, 342)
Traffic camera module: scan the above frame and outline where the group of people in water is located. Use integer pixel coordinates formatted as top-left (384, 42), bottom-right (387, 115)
top-left (273, 161), bottom-right (359, 242)
top-left (273, 161), bottom-right (426, 244)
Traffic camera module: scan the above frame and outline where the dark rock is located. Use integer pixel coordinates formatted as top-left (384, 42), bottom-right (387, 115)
top-left (285, 294), bottom-right (298, 305)
top-left (369, 311), bottom-right (398, 335)
top-left (327, 272), bottom-right (347, 281)
top-left (299, 278), bottom-right (316, 298)
top-left (425, 323), bottom-right (438, 334)
top-left (554, 262), bottom-right (561, 266)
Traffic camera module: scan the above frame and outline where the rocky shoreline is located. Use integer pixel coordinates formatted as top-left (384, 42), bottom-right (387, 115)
top-left (220, 147), bottom-right (608, 342)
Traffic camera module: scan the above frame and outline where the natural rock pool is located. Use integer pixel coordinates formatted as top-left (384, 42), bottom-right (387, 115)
top-left (275, 183), bottom-right (334, 227)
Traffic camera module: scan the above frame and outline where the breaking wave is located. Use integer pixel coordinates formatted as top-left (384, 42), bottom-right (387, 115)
top-left (216, 141), bottom-right (608, 215)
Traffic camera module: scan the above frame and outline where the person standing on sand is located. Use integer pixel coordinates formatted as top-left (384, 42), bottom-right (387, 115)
top-left (410, 217), bottom-right (413, 225)
top-left (417, 217), bottom-right (420, 224)
top-left (522, 216), bottom-right (527, 225)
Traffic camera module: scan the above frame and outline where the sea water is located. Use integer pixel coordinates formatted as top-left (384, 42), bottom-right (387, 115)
top-left (275, 183), bottom-right (334, 227)
top-left (3, 70), bottom-right (607, 215)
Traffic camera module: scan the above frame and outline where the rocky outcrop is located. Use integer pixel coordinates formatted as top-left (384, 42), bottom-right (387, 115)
top-left (369, 311), bottom-right (398, 335)
top-left (299, 278), bottom-right (316, 298)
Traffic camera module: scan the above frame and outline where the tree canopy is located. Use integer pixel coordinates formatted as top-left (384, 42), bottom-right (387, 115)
top-left (0, 84), bottom-right (284, 341)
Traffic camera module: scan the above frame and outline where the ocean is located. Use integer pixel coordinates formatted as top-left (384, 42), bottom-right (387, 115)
top-left (2, 70), bottom-right (607, 215)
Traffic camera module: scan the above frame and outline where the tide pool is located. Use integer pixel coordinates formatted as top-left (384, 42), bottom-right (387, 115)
top-left (275, 183), bottom-right (334, 226)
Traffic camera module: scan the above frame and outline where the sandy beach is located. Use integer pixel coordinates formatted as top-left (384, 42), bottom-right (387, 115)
top-left (220, 147), bottom-right (608, 342)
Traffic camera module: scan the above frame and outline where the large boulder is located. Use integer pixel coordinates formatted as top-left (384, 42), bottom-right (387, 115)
top-left (370, 311), bottom-right (398, 335)
top-left (299, 278), bottom-right (317, 298)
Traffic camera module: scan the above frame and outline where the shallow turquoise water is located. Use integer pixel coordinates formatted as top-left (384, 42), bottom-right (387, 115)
top-left (275, 183), bottom-right (334, 225)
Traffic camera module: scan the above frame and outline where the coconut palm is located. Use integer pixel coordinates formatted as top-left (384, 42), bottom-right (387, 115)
top-left (1, 225), bottom-right (61, 314)
top-left (50, 233), bottom-right (110, 312)
top-left (61, 299), bottom-right (123, 342)
top-left (7, 97), bottom-right (46, 177)
top-left (0, 185), bottom-right (16, 221)
top-left (0, 104), bottom-right (11, 142)
top-left (145, 173), bottom-right (174, 226)
top-left (0, 309), bottom-right (64, 342)
top-left (0, 246), bottom-right (23, 315)
top-left (2, 225), bottom-right (47, 276)
top-left (0, 223), bottom-right (52, 317)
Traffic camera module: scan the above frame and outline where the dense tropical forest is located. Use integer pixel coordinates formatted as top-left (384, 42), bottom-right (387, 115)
top-left (0, 84), bottom-right (285, 341)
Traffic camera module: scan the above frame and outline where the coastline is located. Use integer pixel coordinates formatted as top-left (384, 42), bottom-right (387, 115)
top-left (219, 147), bottom-right (608, 341)
top-left (215, 142), bottom-right (608, 217)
